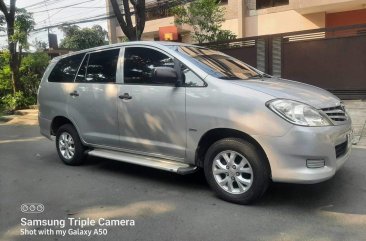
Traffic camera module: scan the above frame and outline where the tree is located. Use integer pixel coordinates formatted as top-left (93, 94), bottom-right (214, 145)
top-left (0, 51), bottom-right (49, 112)
top-left (0, 0), bottom-right (17, 94)
top-left (109, 0), bottom-right (146, 41)
top-left (172, 0), bottom-right (236, 44)
top-left (0, 1), bottom-right (34, 95)
top-left (12, 8), bottom-right (34, 70)
top-left (20, 52), bottom-right (49, 99)
top-left (59, 25), bottom-right (108, 50)
top-left (0, 51), bottom-right (11, 97)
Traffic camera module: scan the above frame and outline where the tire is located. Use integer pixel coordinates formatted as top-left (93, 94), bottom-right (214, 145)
top-left (55, 124), bottom-right (86, 166)
top-left (204, 138), bottom-right (270, 204)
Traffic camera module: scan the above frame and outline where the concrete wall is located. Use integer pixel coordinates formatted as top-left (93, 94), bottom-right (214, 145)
top-left (326, 8), bottom-right (366, 27)
top-left (251, 0), bottom-right (366, 15)
top-left (245, 11), bottom-right (325, 37)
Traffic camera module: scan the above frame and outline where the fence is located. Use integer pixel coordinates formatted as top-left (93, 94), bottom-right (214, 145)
top-left (201, 24), bottom-right (366, 99)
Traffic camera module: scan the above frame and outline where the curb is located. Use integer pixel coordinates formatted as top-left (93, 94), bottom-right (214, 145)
top-left (14, 109), bottom-right (38, 116)
top-left (0, 115), bottom-right (15, 122)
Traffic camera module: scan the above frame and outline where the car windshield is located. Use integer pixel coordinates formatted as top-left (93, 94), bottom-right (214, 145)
top-left (176, 46), bottom-right (262, 80)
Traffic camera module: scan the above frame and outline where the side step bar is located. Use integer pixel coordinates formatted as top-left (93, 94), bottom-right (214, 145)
top-left (88, 149), bottom-right (197, 175)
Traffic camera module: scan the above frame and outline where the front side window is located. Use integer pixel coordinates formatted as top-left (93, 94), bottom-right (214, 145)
top-left (123, 47), bottom-right (175, 85)
top-left (177, 46), bottom-right (261, 80)
top-left (48, 54), bottom-right (84, 82)
top-left (181, 64), bottom-right (205, 87)
top-left (80, 48), bottom-right (120, 83)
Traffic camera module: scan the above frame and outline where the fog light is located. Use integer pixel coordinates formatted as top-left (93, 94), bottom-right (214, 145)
top-left (306, 159), bottom-right (325, 168)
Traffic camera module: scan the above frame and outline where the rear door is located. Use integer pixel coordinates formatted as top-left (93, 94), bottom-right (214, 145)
top-left (67, 48), bottom-right (120, 147)
top-left (117, 46), bottom-right (186, 159)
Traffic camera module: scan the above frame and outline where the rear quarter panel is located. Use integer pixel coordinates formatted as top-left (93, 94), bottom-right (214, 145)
top-left (38, 60), bottom-right (70, 137)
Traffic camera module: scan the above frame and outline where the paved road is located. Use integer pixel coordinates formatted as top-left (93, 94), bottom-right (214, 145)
top-left (1, 124), bottom-right (365, 241)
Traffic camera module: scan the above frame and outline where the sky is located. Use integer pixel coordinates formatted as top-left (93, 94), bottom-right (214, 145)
top-left (0, 0), bottom-right (109, 50)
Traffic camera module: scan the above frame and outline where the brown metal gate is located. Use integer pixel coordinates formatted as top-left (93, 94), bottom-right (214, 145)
top-left (202, 24), bottom-right (366, 99)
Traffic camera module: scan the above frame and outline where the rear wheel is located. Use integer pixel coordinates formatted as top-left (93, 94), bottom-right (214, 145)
top-left (56, 124), bottom-right (86, 165)
top-left (204, 138), bottom-right (270, 204)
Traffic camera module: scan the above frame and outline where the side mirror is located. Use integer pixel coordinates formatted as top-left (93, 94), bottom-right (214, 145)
top-left (152, 67), bottom-right (179, 85)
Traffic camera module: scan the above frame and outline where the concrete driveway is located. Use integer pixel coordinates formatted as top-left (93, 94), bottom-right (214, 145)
top-left (0, 124), bottom-right (366, 241)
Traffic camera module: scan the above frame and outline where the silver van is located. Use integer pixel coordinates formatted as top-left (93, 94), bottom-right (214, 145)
top-left (38, 41), bottom-right (352, 204)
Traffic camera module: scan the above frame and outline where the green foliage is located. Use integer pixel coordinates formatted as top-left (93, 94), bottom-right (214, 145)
top-left (0, 91), bottom-right (34, 113)
top-left (119, 36), bottom-right (129, 42)
top-left (12, 9), bottom-right (35, 49)
top-left (20, 52), bottom-right (50, 98)
top-left (0, 14), bottom-right (5, 32)
top-left (171, 0), bottom-right (236, 43)
top-left (0, 51), bottom-right (11, 95)
top-left (59, 25), bottom-right (108, 50)
top-left (0, 51), bottom-right (49, 111)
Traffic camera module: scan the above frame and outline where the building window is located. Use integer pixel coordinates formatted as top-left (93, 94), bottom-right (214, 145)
top-left (256, 0), bottom-right (289, 10)
top-left (146, 1), bottom-right (173, 21)
top-left (145, 0), bottom-right (228, 21)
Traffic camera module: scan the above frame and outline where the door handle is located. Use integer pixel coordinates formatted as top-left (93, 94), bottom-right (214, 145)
top-left (70, 91), bottom-right (79, 97)
top-left (119, 93), bottom-right (132, 100)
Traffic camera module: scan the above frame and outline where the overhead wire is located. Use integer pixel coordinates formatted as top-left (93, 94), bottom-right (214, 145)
top-left (31, 0), bottom-right (100, 14)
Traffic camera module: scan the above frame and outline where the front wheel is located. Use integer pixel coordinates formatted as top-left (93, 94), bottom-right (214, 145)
top-left (56, 124), bottom-right (86, 166)
top-left (204, 138), bottom-right (270, 204)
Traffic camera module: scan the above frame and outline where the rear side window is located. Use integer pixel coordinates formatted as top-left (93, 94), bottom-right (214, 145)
top-left (82, 49), bottom-right (120, 83)
top-left (48, 54), bottom-right (84, 82)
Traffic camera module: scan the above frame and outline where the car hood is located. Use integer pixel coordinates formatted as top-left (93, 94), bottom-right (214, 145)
top-left (230, 77), bottom-right (341, 109)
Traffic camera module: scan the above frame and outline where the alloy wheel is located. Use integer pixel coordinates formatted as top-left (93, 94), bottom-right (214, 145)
top-left (212, 150), bottom-right (254, 194)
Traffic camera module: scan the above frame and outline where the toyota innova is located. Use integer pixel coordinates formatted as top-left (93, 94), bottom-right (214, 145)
top-left (38, 42), bottom-right (352, 204)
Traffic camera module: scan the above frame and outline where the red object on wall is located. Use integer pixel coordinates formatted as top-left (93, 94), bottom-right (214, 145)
top-left (159, 26), bottom-right (178, 41)
top-left (326, 9), bottom-right (366, 27)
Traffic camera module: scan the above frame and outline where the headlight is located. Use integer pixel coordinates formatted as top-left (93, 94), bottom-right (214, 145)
top-left (266, 99), bottom-right (332, 126)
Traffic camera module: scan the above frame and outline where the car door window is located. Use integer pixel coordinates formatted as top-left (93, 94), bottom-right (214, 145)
top-left (48, 53), bottom-right (85, 82)
top-left (124, 47), bottom-right (175, 85)
top-left (181, 64), bottom-right (205, 87)
top-left (75, 54), bottom-right (89, 82)
top-left (81, 49), bottom-right (120, 83)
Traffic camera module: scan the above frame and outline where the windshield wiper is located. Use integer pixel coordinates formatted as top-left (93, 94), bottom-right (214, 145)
top-left (250, 73), bottom-right (272, 79)
top-left (218, 76), bottom-right (242, 80)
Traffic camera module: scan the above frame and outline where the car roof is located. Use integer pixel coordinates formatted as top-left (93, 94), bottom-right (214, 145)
top-left (52, 41), bottom-right (199, 61)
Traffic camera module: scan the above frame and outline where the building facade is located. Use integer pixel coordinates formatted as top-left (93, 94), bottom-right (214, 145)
top-left (106, 0), bottom-right (366, 43)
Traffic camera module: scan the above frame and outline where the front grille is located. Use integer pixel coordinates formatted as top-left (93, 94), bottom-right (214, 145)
top-left (335, 140), bottom-right (348, 158)
top-left (321, 106), bottom-right (347, 123)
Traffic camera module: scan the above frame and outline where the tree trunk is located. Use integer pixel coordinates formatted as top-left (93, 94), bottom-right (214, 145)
top-left (1, 0), bottom-right (20, 95)
top-left (7, 21), bottom-right (21, 95)
top-left (109, 0), bottom-right (145, 41)
top-left (7, 27), bottom-right (21, 94)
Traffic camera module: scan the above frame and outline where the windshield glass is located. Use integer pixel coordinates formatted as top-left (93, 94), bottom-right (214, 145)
top-left (177, 46), bottom-right (262, 80)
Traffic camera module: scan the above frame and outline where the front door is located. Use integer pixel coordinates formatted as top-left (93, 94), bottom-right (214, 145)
top-left (117, 46), bottom-right (186, 159)
top-left (68, 48), bottom-right (120, 147)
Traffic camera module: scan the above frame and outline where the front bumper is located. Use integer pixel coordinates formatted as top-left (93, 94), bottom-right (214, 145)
top-left (255, 122), bottom-right (352, 184)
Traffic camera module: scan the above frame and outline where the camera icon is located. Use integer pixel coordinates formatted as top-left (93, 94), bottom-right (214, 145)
top-left (21, 203), bottom-right (44, 213)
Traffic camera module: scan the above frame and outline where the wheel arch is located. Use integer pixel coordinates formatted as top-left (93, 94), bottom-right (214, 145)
top-left (51, 116), bottom-right (78, 136)
top-left (195, 128), bottom-right (271, 174)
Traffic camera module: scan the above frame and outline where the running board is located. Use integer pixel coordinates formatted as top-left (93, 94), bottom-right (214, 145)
top-left (88, 149), bottom-right (197, 175)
